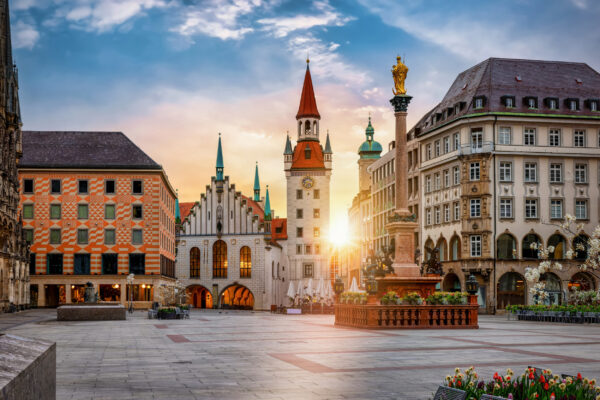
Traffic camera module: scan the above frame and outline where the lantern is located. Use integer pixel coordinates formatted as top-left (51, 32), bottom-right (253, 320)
top-left (366, 276), bottom-right (378, 295)
top-left (334, 276), bottom-right (344, 295)
top-left (465, 274), bottom-right (479, 295)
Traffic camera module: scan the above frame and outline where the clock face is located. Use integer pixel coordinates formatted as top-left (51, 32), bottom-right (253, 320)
top-left (302, 176), bottom-right (314, 189)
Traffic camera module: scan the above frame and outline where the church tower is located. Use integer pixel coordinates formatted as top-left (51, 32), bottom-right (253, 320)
top-left (285, 60), bottom-right (332, 284)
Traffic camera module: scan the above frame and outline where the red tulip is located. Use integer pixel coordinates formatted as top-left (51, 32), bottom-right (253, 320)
top-left (544, 383), bottom-right (549, 390)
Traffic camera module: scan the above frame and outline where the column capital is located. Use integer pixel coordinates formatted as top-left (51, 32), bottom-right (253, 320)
top-left (390, 95), bottom-right (412, 112)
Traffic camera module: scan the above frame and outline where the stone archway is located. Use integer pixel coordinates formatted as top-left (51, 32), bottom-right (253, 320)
top-left (187, 285), bottom-right (213, 309)
top-left (497, 272), bottom-right (526, 309)
top-left (220, 284), bottom-right (254, 310)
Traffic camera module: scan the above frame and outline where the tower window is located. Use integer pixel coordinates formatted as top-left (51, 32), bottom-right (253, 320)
top-left (305, 120), bottom-right (311, 135)
top-left (314, 189), bottom-right (320, 199)
top-left (304, 145), bottom-right (311, 159)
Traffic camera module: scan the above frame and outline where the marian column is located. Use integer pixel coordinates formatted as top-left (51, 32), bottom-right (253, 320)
top-left (387, 56), bottom-right (420, 278)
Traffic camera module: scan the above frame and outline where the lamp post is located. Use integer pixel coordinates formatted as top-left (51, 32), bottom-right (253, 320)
top-left (334, 276), bottom-right (344, 303)
top-left (465, 274), bottom-right (479, 305)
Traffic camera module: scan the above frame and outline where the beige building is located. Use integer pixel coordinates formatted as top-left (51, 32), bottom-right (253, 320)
top-left (415, 58), bottom-right (600, 313)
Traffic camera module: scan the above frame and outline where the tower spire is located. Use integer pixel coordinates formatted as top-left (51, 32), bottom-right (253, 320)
top-left (324, 130), bottom-right (332, 154)
top-left (175, 189), bottom-right (181, 224)
top-left (264, 185), bottom-right (272, 221)
top-left (253, 162), bottom-right (260, 201)
top-left (296, 61), bottom-right (320, 120)
top-left (1, 0), bottom-right (13, 68)
top-left (216, 133), bottom-right (224, 181)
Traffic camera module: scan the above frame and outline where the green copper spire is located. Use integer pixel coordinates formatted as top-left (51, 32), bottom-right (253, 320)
top-left (264, 185), bottom-right (272, 221)
top-left (253, 162), bottom-right (260, 201)
top-left (358, 116), bottom-right (382, 159)
top-left (216, 133), bottom-right (224, 181)
top-left (284, 135), bottom-right (293, 155)
top-left (324, 131), bottom-right (332, 154)
top-left (175, 189), bottom-right (181, 224)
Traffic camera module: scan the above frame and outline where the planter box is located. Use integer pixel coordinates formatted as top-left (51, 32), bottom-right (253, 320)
top-left (334, 304), bottom-right (478, 329)
top-left (158, 312), bottom-right (177, 320)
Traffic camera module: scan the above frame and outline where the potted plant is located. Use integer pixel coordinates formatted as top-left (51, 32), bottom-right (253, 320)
top-left (402, 292), bottom-right (423, 305)
top-left (158, 307), bottom-right (176, 319)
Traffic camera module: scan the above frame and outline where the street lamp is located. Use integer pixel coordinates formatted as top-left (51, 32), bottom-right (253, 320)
top-left (465, 274), bottom-right (479, 295)
top-left (366, 276), bottom-right (378, 295)
top-left (334, 276), bottom-right (344, 295)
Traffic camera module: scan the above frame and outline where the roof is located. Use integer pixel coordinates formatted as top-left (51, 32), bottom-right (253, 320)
top-left (284, 135), bottom-right (293, 155)
top-left (271, 218), bottom-right (288, 241)
top-left (415, 58), bottom-right (600, 136)
top-left (20, 131), bottom-right (162, 170)
top-left (296, 63), bottom-right (320, 119)
top-left (178, 202), bottom-right (196, 224)
top-left (291, 141), bottom-right (325, 169)
top-left (358, 140), bottom-right (383, 157)
top-left (242, 195), bottom-right (264, 223)
top-left (324, 132), bottom-right (332, 154)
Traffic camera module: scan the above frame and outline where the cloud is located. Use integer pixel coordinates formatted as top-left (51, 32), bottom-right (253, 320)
top-left (13, 20), bottom-right (40, 49)
top-left (12, 0), bottom-right (37, 11)
top-left (171, 0), bottom-right (263, 40)
top-left (257, 0), bottom-right (353, 38)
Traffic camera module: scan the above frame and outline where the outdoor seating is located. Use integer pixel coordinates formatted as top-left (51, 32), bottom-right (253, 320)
top-left (147, 309), bottom-right (157, 319)
top-left (183, 308), bottom-right (190, 319)
top-left (480, 395), bottom-right (508, 400)
top-left (432, 386), bottom-right (466, 400)
top-left (175, 307), bottom-right (184, 319)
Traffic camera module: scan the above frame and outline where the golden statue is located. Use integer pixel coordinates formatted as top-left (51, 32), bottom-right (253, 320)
top-left (392, 56), bottom-right (408, 95)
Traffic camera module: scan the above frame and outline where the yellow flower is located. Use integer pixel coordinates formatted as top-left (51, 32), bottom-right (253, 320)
top-left (446, 375), bottom-right (452, 381)
top-left (596, 395), bottom-right (600, 400)
top-left (458, 373), bottom-right (465, 380)
top-left (590, 379), bottom-right (597, 386)
top-left (506, 368), bottom-right (514, 376)
top-left (468, 382), bottom-right (475, 388)
top-left (549, 379), bottom-right (555, 386)
top-left (595, 386), bottom-right (600, 393)
top-left (585, 378), bottom-right (590, 385)
top-left (560, 383), bottom-right (566, 391)
top-left (455, 367), bottom-right (461, 374)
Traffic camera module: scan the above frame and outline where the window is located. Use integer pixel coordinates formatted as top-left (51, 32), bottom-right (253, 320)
top-left (474, 97), bottom-right (484, 109)
top-left (525, 199), bottom-right (538, 219)
top-left (524, 128), bottom-right (536, 146)
top-left (313, 209), bottom-right (320, 218)
top-left (105, 204), bottom-right (116, 219)
top-left (453, 166), bottom-right (460, 185)
top-left (296, 227), bottom-right (303, 238)
top-left (50, 179), bottom-right (61, 194)
top-left (314, 227), bottom-right (320, 238)
top-left (575, 200), bottom-right (588, 220)
top-left (548, 98), bottom-right (557, 110)
top-left (549, 164), bottom-right (562, 183)
top-left (549, 129), bottom-right (561, 146)
top-left (23, 228), bottom-right (34, 244)
top-left (443, 170), bottom-right (450, 188)
top-left (575, 164), bottom-right (587, 183)
top-left (305, 245), bottom-right (311, 254)
top-left (550, 199), bottom-right (563, 219)
top-left (29, 253), bottom-right (36, 275)
top-left (435, 140), bottom-right (441, 157)
top-left (50, 228), bottom-right (61, 244)
top-left (78, 180), bottom-right (89, 194)
top-left (434, 173), bottom-right (440, 190)
top-left (443, 136), bottom-right (450, 153)
top-left (426, 144), bottom-right (432, 160)
top-left (499, 198), bottom-right (513, 218)
top-left (453, 133), bottom-right (460, 150)
top-left (574, 130), bottom-right (586, 147)
top-left (296, 245), bottom-right (302, 255)
top-left (105, 180), bottom-right (116, 194)
top-left (47, 254), bottom-right (63, 274)
top-left (132, 229), bottom-right (143, 245)
top-left (453, 202), bottom-right (460, 220)
top-left (314, 189), bottom-right (320, 199)
top-left (471, 128), bottom-right (483, 150)
top-left (504, 96), bottom-right (515, 108)
top-left (522, 234), bottom-right (541, 259)
top-left (470, 235), bottom-right (482, 257)
top-left (434, 207), bottom-right (441, 224)
top-left (304, 145), bottom-right (311, 159)
top-left (425, 175), bottom-right (431, 192)
top-left (23, 179), bottom-right (34, 194)
top-left (569, 99), bottom-right (578, 111)
top-left (591, 100), bottom-right (598, 112)
top-left (102, 254), bottom-right (118, 274)
top-left (78, 204), bottom-right (88, 219)
top-left (426, 208), bottom-right (432, 225)
top-left (240, 246), bottom-right (251, 278)
top-left (444, 204), bottom-right (450, 222)
top-left (498, 127), bottom-right (511, 145)
top-left (104, 229), bottom-right (116, 245)
top-left (469, 162), bottom-right (480, 181)
top-left (132, 205), bottom-right (143, 219)
top-left (499, 162), bottom-right (512, 182)
top-left (77, 229), bottom-right (89, 244)
top-left (212, 240), bottom-right (227, 278)
top-left (132, 180), bottom-right (143, 194)
top-left (50, 204), bottom-right (61, 219)
top-left (23, 204), bottom-right (33, 219)
top-left (296, 209), bottom-right (303, 219)
top-left (524, 162), bottom-right (537, 182)
top-left (470, 199), bottom-right (481, 218)
top-left (129, 254), bottom-right (145, 275)
top-left (315, 244), bottom-right (320, 254)
top-left (303, 263), bottom-right (313, 278)
top-left (526, 97), bottom-right (538, 109)
top-left (74, 254), bottom-right (91, 275)
top-left (296, 189), bottom-right (302, 199)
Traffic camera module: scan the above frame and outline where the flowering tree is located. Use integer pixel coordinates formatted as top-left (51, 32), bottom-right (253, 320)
top-left (524, 214), bottom-right (600, 303)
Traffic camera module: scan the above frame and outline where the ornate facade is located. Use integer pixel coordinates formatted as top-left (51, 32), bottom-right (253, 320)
top-left (0, 0), bottom-right (29, 312)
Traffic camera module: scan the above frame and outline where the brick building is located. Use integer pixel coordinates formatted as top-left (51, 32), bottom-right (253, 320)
top-left (19, 131), bottom-right (176, 308)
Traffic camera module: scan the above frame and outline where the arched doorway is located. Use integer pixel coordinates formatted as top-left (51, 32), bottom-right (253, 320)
top-left (187, 285), bottom-right (213, 309)
top-left (569, 272), bottom-right (595, 291)
top-left (220, 284), bottom-right (254, 310)
top-left (540, 273), bottom-right (562, 305)
top-left (442, 273), bottom-right (461, 292)
top-left (497, 272), bottom-right (525, 309)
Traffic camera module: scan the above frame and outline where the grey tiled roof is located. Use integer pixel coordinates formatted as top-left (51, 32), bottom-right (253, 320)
top-left (20, 131), bottom-right (162, 170)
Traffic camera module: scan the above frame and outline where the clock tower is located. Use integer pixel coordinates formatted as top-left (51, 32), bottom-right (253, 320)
top-left (284, 59), bottom-right (332, 286)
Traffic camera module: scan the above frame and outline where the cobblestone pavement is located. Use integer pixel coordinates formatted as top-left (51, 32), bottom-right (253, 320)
top-left (3, 309), bottom-right (600, 399)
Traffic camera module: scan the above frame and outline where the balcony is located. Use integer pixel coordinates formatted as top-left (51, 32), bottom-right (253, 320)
top-left (458, 142), bottom-right (494, 155)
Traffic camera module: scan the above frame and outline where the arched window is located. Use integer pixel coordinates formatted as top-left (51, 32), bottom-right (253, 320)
top-left (449, 235), bottom-right (461, 261)
top-left (569, 272), bottom-right (595, 291)
top-left (190, 247), bottom-right (200, 278)
top-left (305, 120), bottom-right (311, 135)
top-left (548, 234), bottom-right (566, 259)
top-left (277, 262), bottom-right (280, 278)
top-left (436, 237), bottom-right (448, 261)
top-left (212, 240), bottom-right (227, 278)
top-left (424, 238), bottom-right (434, 261)
top-left (240, 246), bottom-right (251, 278)
top-left (573, 234), bottom-right (589, 260)
top-left (522, 233), bottom-right (541, 259)
top-left (442, 273), bottom-right (461, 292)
top-left (497, 272), bottom-right (525, 309)
top-left (497, 234), bottom-right (516, 260)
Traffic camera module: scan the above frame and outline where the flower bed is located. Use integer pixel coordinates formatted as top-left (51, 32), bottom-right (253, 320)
top-left (443, 366), bottom-right (599, 400)
top-left (507, 305), bottom-right (600, 314)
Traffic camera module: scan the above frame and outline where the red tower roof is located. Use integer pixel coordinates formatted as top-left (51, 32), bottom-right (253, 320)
top-left (296, 63), bottom-right (320, 120)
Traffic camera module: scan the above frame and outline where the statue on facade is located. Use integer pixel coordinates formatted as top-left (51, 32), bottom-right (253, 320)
top-left (392, 56), bottom-right (408, 95)
top-left (420, 247), bottom-right (443, 276)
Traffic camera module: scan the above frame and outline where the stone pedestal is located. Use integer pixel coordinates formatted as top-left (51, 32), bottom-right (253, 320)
top-left (57, 304), bottom-right (126, 321)
top-left (387, 218), bottom-right (420, 277)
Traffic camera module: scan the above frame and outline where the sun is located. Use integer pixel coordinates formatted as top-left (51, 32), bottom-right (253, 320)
top-left (329, 217), bottom-right (350, 247)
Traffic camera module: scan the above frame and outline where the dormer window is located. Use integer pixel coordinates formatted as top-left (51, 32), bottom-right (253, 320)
top-left (565, 98), bottom-right (579, 111)
top-left (591, 100), bottom-right (598, 112)
top-left (544, 97), bottom-right (559, 110)
top-left (501, 95), bottom-right (515, 108)
top-left (447, 107), bottom-right (454, 117)
top-left (524, 96), bottom-right (538, 109)
top-left (304, 145), bottom-right (311, 159)
top-left (474, 97), bottom-right (483, 109)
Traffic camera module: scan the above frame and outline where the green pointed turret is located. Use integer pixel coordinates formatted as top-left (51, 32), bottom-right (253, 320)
top-left (358, 116), bottom-right (382, 159)
top-left (324, 132), bottom-right (332, 154)
top-left (284, 135), bottom-right (293, 155)
top-left (264, 185), bottom-right (272, 221)
top-left (175, 189), bottom-right (181, 224)
top-left (216, 133), bottom-right (224, 181)
top-left (253, 162), bottom-right (260, 201)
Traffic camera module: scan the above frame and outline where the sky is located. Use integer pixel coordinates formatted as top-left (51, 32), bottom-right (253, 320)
top-left (11, 0), bottom-right (600, 228)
